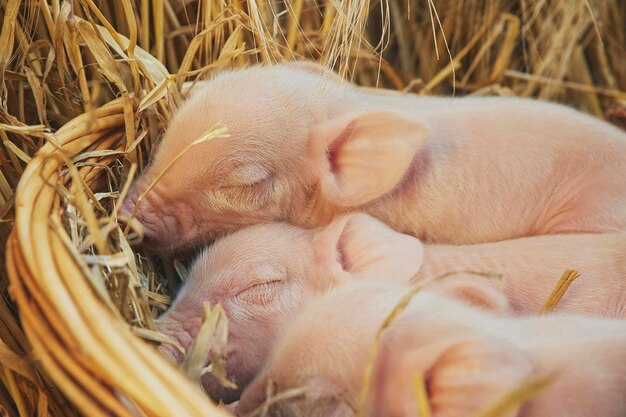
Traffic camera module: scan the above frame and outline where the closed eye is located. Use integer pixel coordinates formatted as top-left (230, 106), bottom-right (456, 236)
top-left (220, 164), bottom-right (273, 188)
top-left (236, 280), bottom-right (283, 296)
top-left (235, 280), bottom-right (284, 306)
top-left (219, 176), bottom-right (270, 189)
top-left (207, 176), bottom-right (273, 211)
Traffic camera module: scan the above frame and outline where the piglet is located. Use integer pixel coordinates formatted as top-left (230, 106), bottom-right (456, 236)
top-left (155, 213), bottom-right (423, 403)
top-left (237, 280), bottom-right (626, 417)
top-left (156, 213), bottom-right (625, 403)
top-left (119, 62), bottom-right (626, 252)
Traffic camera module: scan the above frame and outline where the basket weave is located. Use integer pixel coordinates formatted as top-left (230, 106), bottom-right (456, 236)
top-left (6, 99), bottom-right (228, 417)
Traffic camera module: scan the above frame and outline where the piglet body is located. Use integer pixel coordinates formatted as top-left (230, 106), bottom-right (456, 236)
top-left (419, 232), bottom-right (626, 317)
top-left (120, 62), bottom-right (626, 251)
top-left (238, 282), bottom-right (626, 417)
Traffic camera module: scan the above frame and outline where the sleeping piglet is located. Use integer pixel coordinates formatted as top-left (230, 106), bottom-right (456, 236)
top-left (155, 213), bottom-right (423, 403)
top-left (119, 62), bottom-right (626, 251)
top-left (237, 280), bottom-right (626, 417)
top-left (156, 213), bottom-right (625, 402)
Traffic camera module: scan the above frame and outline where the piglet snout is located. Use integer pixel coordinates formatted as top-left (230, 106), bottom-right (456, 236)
top-left (118, 184), bottom-right (183, 244)
top-left (156, 315), bottom-right (203, 365)
top-left (118, 187), bottom-right (138, 219)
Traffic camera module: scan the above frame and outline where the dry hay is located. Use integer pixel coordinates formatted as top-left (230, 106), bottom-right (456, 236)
top-left (0, 0), bottom-right (624, 416)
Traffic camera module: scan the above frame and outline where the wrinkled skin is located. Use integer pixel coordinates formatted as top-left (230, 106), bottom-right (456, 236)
top-left (155, 214), bottom-right (424, 403)
top-left (156, 213), bottom-right (626, 403)
top-left (119, 62), bottom-right (626, 252)
top-left (238, 281), bottom-right (626, 417)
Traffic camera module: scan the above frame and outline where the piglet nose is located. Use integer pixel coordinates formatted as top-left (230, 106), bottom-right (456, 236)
top-left (118, 197), bottom-right (132, 218)
top-left (118, 185), bottom-right (141, 218)
top-left (117, 186), bottom-right (174, 244)
top-left (117, 190), bottom-right (145, 244)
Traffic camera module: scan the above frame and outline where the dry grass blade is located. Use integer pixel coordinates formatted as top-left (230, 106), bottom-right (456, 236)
top-left (469, 375), bottom-right (555, 417)
top-left (2, 141), bottom-right (32, 164)
top-left (505, 70), bottom-right (626, 100)
top-left (241, 383), bottom-right (308, 417)
top-left (132, 327), bottom-right (184, 352)
top-left (182, 302), bottom-right (235, 390)
top-left (75, 20), bottom-right (128, 93)
top-left (412, 371), bottom-right (432, 417)
top-left (138, 77), bottom-right (173, 112)
top-left (0, 123), bottom-right (48, 136)
top-left (540, 269), bottom-right (581, 314)
top-left (0, 0), bottom-right (20, 94)
top-left (93, 23), bottom-right (169, 85)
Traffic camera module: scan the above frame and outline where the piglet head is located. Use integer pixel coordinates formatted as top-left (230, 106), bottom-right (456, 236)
top-left (119, 63), bottom-right (340, 251)
top-left (156, 213), bottom-right (424, 402)
top-left (238, 281), bottom-right (531, 417)
top-left (120, 62), bottom-right (431, 252)
top-left (155, 221), bottom-right (314, 403)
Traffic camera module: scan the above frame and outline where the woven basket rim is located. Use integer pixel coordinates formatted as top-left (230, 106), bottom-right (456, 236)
top-left (7, 98), bottom-right (229, 417)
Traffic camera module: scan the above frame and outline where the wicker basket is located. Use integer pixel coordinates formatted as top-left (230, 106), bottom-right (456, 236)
top-left (6, 98), bottom-right (228, 417)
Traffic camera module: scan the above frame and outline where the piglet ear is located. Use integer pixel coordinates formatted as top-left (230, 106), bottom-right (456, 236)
top-left (312, 214), bottom-right (424, 285)
top-left (311, 111), bottom-right (431, 207)
top-left (426, 338), bottom-right (535, 417)
top-left (368, 336), bottom-right (534, 417)
top-left (430, 276), bottom-right (511, 314)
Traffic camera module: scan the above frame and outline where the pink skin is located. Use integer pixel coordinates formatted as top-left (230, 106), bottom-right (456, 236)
top-left (419, 233), bottom-right (626, 317)
top-left (156, 213), bottom-right (625, 403)
top-left (119, 61), bottom-right (626, 252)
top-left (155, 214), bottom-right (424, 403)
top-left (237, 281), bottom-right (626, 417)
